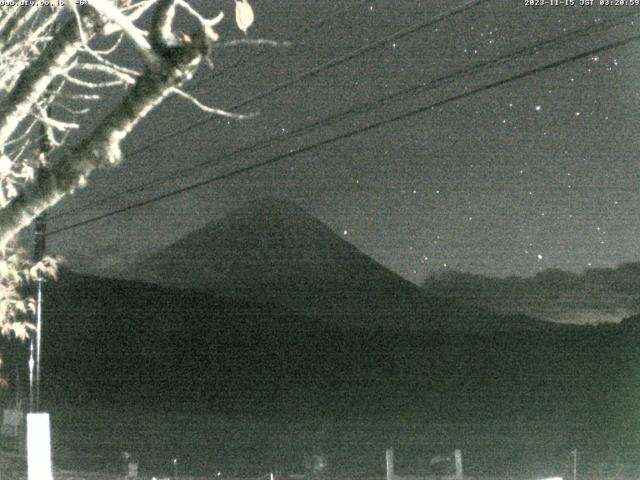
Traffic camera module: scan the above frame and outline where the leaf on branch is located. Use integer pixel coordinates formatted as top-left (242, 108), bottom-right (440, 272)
top-left (10, 321), bottom-right (35, 341)
top-left (3, 180), bottom-right (17, 202)
top-left (26, 298), bottom-right (36, 314)
top-left (0, 261), bottom-right (8, 279)
top-left (14, 300), bottom-right (27, 314)
top-left (235, 0), bottom-right (254, 34)
top-left (28, 256), bottom-right (61, 281)
top-left (18, 164), bottom-right (34, 182)
top-left (0, 156), bottom-right (11, 175)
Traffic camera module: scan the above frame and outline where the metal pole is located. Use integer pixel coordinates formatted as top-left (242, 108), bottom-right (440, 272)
top-left (573, 449), bottom-right (577, 480)
top-left (28, 339), bottom-right (34, 412)
top-left (30, 97), bottom-right (50, 411)
top-left (35, 276), bottom-right (43, 410)
top-left (31, 214), bottom-right (46, 412)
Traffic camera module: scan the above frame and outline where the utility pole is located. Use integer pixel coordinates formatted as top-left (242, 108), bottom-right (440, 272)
top-left (27, 24), bottom-right (55, 480)
top-left (29, 213), bottom-right (46, 413)
top-left (571, 448), bottom-right (577, 480)
top-left (32, 214), bottom-right (46, 411)
top-left (28, 327), bottom-right (34, 412)
top-left (29, 105), bottom-right (51, 413)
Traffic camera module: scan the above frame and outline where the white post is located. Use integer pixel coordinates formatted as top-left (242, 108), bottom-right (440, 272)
top-left (27, 413), bottom-right (53, 480)
top-left (128, 461), bottom-right (139, 478)
top-left (454, 449), bottom-right (463, 479)
top-left (386, 448), bottom-right (394, 480)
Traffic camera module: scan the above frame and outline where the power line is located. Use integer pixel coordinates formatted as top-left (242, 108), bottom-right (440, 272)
top-left (187, 1), bottom-right (370, 92)
top-left (51, 0), bottom-right (491, 219)
top-left (51, 10), bottom-right (639, 219)
top-left (48, 3), bottom-right (371, 220)
top-left (124, 0), bottom-right (491, 158)
top-left (47, 32), bottom-right (640, 237)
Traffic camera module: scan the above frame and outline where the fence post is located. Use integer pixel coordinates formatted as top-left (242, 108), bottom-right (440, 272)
top-left (27, 413), bottom-right (53, 480)
top-left (454, 449), bottom-right (463, 479)
top-left (386, 448), bottom-right (394, 480)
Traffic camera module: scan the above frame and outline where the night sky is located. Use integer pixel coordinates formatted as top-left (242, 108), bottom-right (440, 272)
top-left (43, 0), bottom-right (640, 283)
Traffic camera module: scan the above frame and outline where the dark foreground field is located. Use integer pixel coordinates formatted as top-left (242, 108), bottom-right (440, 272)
top-left (36, 407), bottom-right (639, 480)
top-left (2, 405), bottom-right (640, 480)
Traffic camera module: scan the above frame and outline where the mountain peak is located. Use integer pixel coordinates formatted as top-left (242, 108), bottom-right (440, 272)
top-left (127, 198), bottom-right (429, 328)
top-left (125, 198), bottom-right (551, 332)
top-left (237, 196), bottom-right (307, 214)
top-left (218, 196), bottom-right (331, 240)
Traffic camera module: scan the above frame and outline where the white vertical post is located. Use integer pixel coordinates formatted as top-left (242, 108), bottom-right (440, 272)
top-left (27, 413), bottom-right (53, 480)
top-left (454, 449), bottom-right (463, 479)
top-left (128, 461), bottom-right (139, 478)
top-left (386, 448), bottom-right (394, 480)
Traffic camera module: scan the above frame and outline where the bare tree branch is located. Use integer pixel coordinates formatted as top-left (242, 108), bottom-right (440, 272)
top-left (214, 38), bottom-right (292, 48)
top-left (89, 0), bottom-right (153, 60)
top-left (0, 15), bottom-right (211, 246)
top-left (169, 87), bottom-right (255, 119)
top-left (0, 14), bottom-right (99, 148)
top-left (0, 0), bottom-right (259, 342)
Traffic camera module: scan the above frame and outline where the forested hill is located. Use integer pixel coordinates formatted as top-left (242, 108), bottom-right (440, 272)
top-left (3, 269), bottom-right (631, 447)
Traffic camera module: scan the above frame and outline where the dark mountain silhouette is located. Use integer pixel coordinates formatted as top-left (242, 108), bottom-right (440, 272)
top-left (14, 269), bottom-right (636, 423)
top-left (0, 198), bottom-right (569, 414)
top-left (128, 197), bottom-right (420, 326)
top-left (421, 266), bottom-right (640, 324)
top-left (5, 267), bottom-right (632, 460)
top-left (126, 197), bottom-right (552, 333)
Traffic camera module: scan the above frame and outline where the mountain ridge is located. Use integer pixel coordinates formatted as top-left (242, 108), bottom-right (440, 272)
top-left (125, 197), bottom-right (558, 333)
top-left (421, 265), bottom-right (640, 324)
top-left (18, 268), bottom-right (638, 440)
